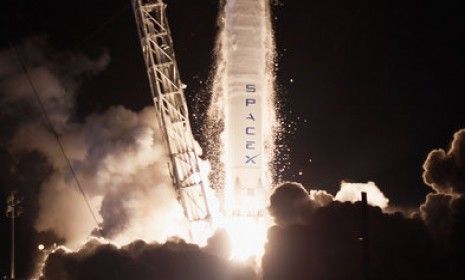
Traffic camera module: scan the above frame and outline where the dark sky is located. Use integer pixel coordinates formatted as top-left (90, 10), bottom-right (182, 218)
top-left (272, 0), bottom-right (464, 207)
top-left (0, 0), bottom-right (464, 277)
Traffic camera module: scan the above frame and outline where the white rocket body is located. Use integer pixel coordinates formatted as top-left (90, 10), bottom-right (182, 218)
top-left (224, 0), bottom-right (268, 215)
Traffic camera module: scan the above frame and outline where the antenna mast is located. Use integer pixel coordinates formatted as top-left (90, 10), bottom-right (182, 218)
top-left (6, 191), bottom-right (23, 280)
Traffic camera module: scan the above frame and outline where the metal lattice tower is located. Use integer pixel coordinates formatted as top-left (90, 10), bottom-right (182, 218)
top-left (132, 0), bottom-right (210, 221)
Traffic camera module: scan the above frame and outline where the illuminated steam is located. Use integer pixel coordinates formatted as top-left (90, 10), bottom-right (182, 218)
top-left (3, 38), bottom-right (188, 249)
top-left (420, 129), bottom-right (465, 239)
top-left (335, 181), bottom-right (389, 209)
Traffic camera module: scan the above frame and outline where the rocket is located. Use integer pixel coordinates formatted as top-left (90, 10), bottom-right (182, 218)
top-left (224, 0), bottom-right (268, 216)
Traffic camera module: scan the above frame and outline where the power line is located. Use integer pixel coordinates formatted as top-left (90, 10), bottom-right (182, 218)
top-left (4, 0), bottom-right (135, 244)
top-left (10, 44), bottom-right (103, 236)
top-left (5, 0), bottom-right (132, 241)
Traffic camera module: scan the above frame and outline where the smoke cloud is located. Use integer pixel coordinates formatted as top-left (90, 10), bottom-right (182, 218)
top-left (262, 128), bottom-right (465, 279)
top-left (268, 182), bottom-right (311, 226)
top-left (39, 239), bottom-right (257, 280)
top-left (268, 180), bottom-right (391, 227)
top-left (420, 129), bottom-right (465, 256)
top-left (263, 198), bottom-right (440, 279)
top-left (0, 36), bottom-right (109, 131)
top-left (422, 129), bottom-right (465, 195)
top-left (2, 38), bottom-right (187, 249)
top-left (264, 168), bottom-right (464, 279)
top-left (309, 189), bottom-right (333, 207)
top-left (335, 181), bottom-right (389, 209)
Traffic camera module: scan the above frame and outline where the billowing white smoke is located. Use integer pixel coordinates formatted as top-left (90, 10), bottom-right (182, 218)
top-left (335, 181), bottom-right (389, 209)
top-left (0, 37), bottom-right (109, 132)
top-left (1, 38), bottom-right (187, 249)
top-left (12, 107), bottom-right (188, 248)
top-left (304, 181), bottom-right (390, 210)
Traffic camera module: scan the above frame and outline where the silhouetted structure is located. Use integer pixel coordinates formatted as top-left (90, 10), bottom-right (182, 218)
top-left (361, 191), bottom-right (370, 280)
top-left (6, 191), bottom-right (23, 280)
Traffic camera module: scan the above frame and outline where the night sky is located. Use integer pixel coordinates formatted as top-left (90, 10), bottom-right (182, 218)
top-left (1, 0), bottom-right (464, 278)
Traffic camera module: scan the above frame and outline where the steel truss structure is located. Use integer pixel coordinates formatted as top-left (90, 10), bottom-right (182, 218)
top-left (132, 0), bottom-right (210, 221)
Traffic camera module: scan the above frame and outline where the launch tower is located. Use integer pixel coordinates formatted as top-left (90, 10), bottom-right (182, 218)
top-left (132, 0), bottom-right (211, 221)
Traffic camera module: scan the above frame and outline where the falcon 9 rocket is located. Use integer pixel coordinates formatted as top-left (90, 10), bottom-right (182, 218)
top-left (223, 0), bottom-right (274, 216)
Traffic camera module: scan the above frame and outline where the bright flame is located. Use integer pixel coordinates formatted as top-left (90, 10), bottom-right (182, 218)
top-left (222, 216), bottom-right (270, 262)
top-left (190, 190), bottom-right (272, 264)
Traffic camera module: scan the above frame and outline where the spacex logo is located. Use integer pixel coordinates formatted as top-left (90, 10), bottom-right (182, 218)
top-left (245, 84), bottom-right (259, 165)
